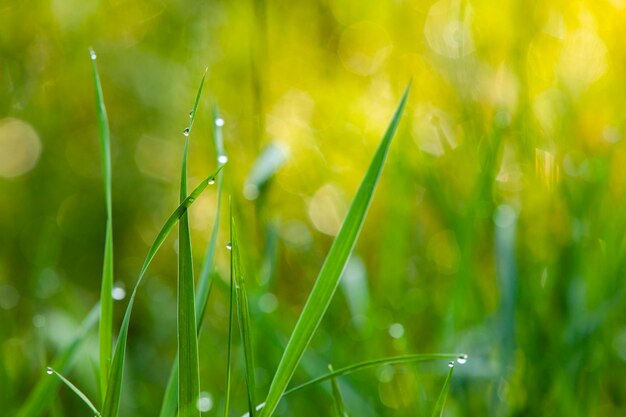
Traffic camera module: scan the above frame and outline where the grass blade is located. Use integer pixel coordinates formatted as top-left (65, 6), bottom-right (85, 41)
top-left (17, 305), bottom-right (99, 417)
top-left (176, 69), bottom-right (207, 417)
top-left (101, 166), bottom-right (223, 417)
top-left (284, 353), bottom-right (462, 397)
top-left (197, 104), bottom-right (226, 328)
top-left (178, 136), bottom-right (200, 417)
top-left (246, 353), bottom-right (462, 416)
top-left (224, 199), bottom-right (236, 417)
top-left (328, 364), bottom-right (349, 417)
top-left (431, 363), bottom-right (455, 417)
top-left (46, 367), bottom-right (101, 416)
top-left (258, 82), bottom-right (411, 417)
top-left (159, 104), bottom-right (226, 417)
top-left (89, 48), bottom-right (114, 404)
top-left (232, 205), bottom-right (258, 417)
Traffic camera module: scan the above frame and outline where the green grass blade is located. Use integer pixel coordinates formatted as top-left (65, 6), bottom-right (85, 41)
top-left (258, 82), bottom-right (411, 417)
top-left (196, 104), bottom-right (226, 327)
top-left (224, 200), bottom-right (236, 417)
top-left (46, 367), bottom-right (101, 416)
top-left (232, 206), bottom-right (258, 417)
top-left (89, 48), bottom-right (114, 404)
top-left (101, 166), bottom-right (223, 417)
top-left (431, 363), bottom-right (455, 417)
top-left (328, 365), bottom-right (349, 417)
top-left (187, 67), bottom-right (208, 134)
top-left (17, 305), bottom-right (99, 417)
top-left (178, 136), bottom-right (200, 417)
top-left (158, 103), bottom-right (226, 417)
top-left (284, 353), bottom-right (462, 397)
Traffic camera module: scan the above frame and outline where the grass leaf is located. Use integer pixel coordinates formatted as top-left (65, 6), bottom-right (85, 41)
top-left (232, 205), bottom-right (258, 417)
top-left (17, 305), bottom-right (99, 417)
top-left (258, 82), bottom-right (411, 417)
top-left (46, 367), bottom-right (101, 416)
top-left (328, 364), bottom-right (349, 417)
top-left (284, 353), bottom-right (462, 397)
top-left (159, 104), bottom-right (226, 417)
top-left (101, 166), bottom-right (223, 417)
top-left (431, 363), bottom-right (454, 417)
top-left (224, 199), bottom-right (236, 417)
top-left (89, 48), bottom-right (114, 404)
top-left (178, 136), bottom-right (200, 417)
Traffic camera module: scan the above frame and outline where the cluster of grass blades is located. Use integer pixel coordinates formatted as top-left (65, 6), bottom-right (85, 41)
top-left (18, 52), bottom-right (467, 417)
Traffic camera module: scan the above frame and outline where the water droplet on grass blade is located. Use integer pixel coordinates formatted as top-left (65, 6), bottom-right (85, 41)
top-left (218, 155), bottom-right (228, 164)
top-left (215, 118), bottom-right (225, 127)
top-left (456, 354), bottom-right (468, 364)
top-left (197, 392), bottom-right (213, 412)
top-left (448, 361), bottom-right (455, 368)
top-left (112, 284), bottom-right (126, 301)
top-left (183, 128), bottom-right (190, 136)
top-left (89, 49), bottom-right (97, 60)
top-left (208, 178), bottom-right (215, 185)
top-left (46, 367), bottom-right (53, 375)
top-left (189, 111), bottom-right (193, 118)
top-left (226, 242), bottom-right (232, 250)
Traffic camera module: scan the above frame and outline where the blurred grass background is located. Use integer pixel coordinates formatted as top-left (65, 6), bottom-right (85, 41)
top-left (2, 0), bottom-right (626, 415)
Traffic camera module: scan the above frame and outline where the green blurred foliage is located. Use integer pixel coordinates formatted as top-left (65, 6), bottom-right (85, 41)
top-left (2, 0), bottom-right (626, 415)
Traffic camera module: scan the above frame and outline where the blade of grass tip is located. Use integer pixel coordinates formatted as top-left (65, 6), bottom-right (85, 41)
top-left (159, 106), bottom-right (227, 417)
top-left (17, 305), bottom-right (99, 417)
top-left (259, 82), bottom-right (411, 417)
top-left (178, 136), bottom-right (200, 417)
top-left (232, 205), bottom-right (258, 417)
top-left (431, 363), bottom-right (455, 417)
top-left (101, 166), bottom-right (223, 417)
top-left (90, 47), bottom-right (114, 404)
top-left (46, 367), bottom-right (101, 416)
top-left (223, 197), bottom-right (236, 417)
top-left (328, 365), bottom-right (349, 417)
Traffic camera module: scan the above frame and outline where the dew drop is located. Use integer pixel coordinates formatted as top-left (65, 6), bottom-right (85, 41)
top-left (226, 242), bottom-right (232, 250)
top-left (189, 111), bottom-right (193, 118)
top-left (215, 118), bottom-right (225, 127)
top-left (197, 391), bottom-right (213, 412)
top-left (448, 361), bottom-right (455, 368)
top-left (112, 284), bottom-right (126, 301)
top-left (208, 178), bottom-right (215, 185)
top-left (89, 49), bottom-right (97, 60)
top-left (217, 155), bottom-right (228, 164)
top-left (183, 128), bottom-right (190, 136)
top-left (46, 367), bottom-right (54, 375)
top-left (456, 354), bottom-right (468, 365)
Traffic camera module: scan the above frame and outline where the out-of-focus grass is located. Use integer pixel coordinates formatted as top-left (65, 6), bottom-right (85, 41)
top-left (2, 1), bottom-right (626, 416)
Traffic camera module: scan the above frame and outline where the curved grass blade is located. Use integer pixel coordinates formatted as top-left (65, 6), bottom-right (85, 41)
top-left (89, 48), bottom-right (114, 404)
top-left (17, 305), bottom-right (99, 417)
top-left (328, 365), bottom-right (349, 417)
top-left (258, 82), bottom-right (411, 417)
top-left (159, 105), bottom-right (226, 417)
top-left (431, 363), bottom-right (454, 417)
top-left (46, 367), bottom-right (101, 416)
top-left (245, 353), bottom-right (462, 416)
top-left (232, 206), bottom-right (258, 417)
top-left (101, 165), bottom-right (223, 417)
top-left (178, 136), bottom-right (200, 417)
top-left (284, 353), bottom-right (461, 397)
